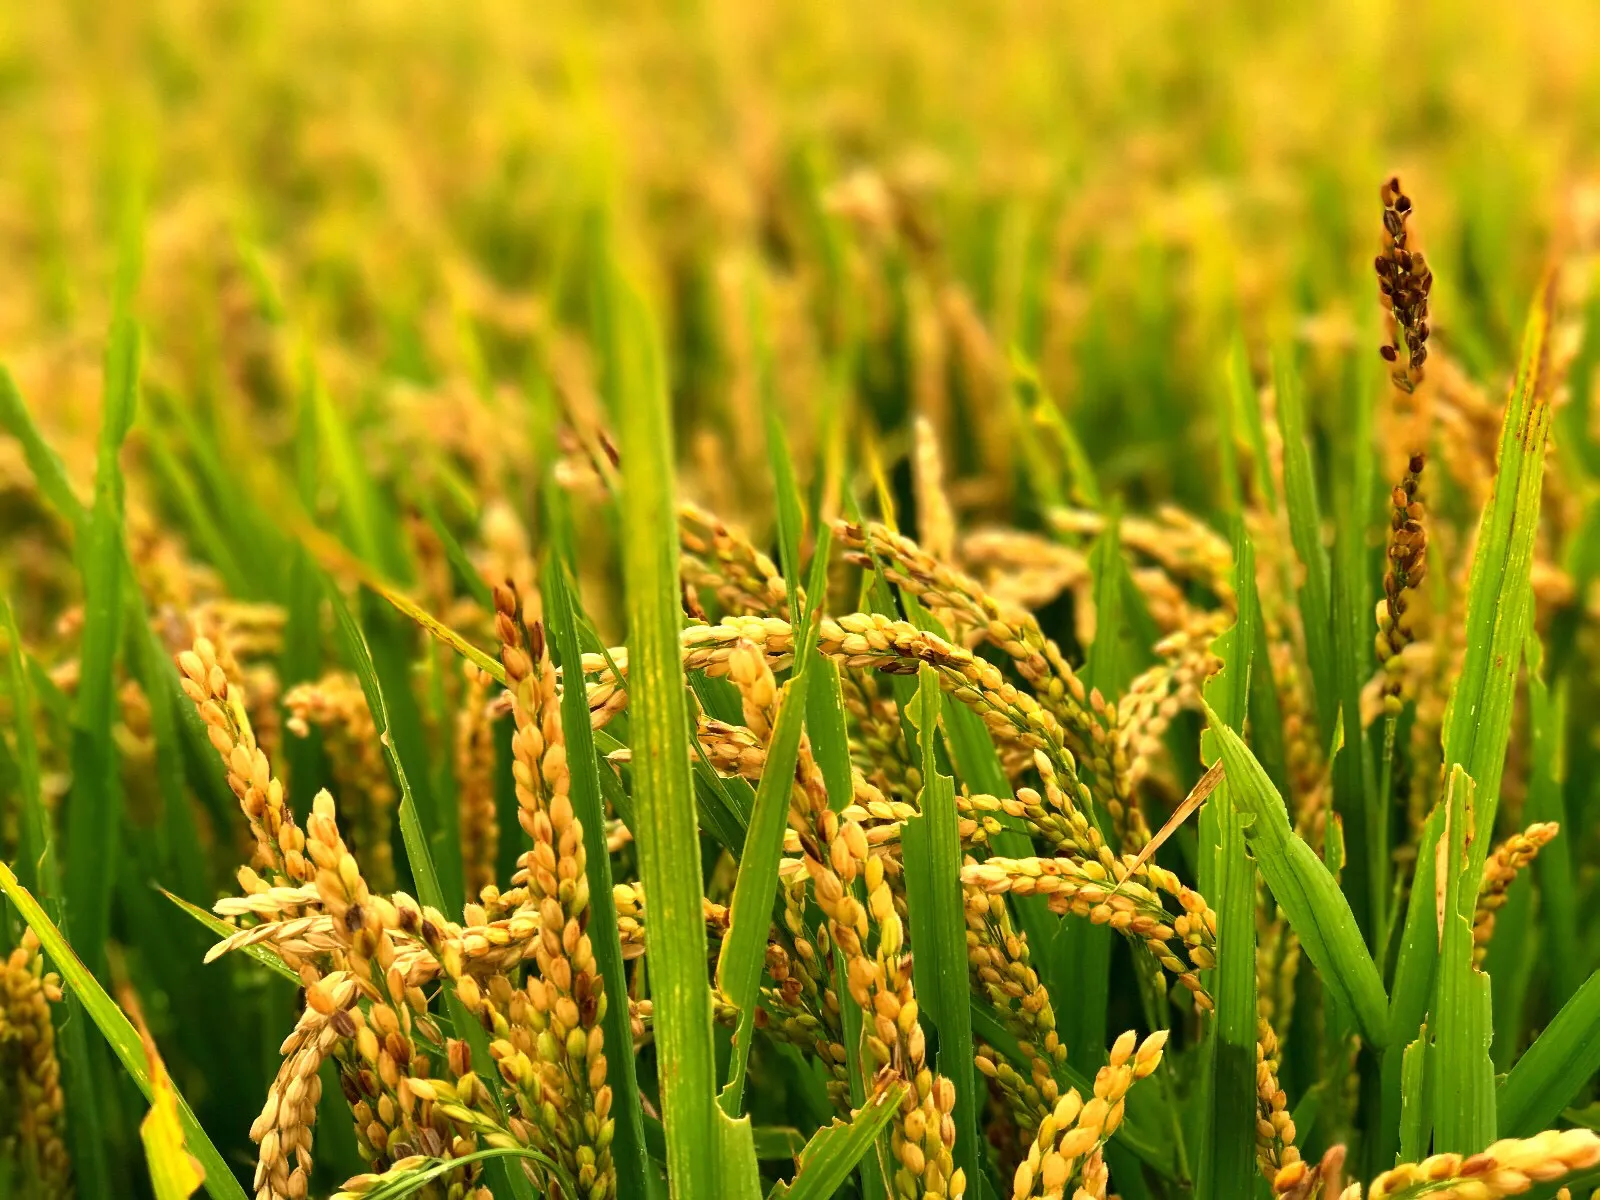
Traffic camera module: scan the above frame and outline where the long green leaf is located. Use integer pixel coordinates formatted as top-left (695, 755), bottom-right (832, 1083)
top-left (0, 366), bottom-right (86, 541)
top-left (1525, 630), bottom-right (1580, 1011)
top-left (718, 527), bottom-right (831, 1114)
top-left (807, 657), bottom-right (854, 813)
top-left (361, 592), bottom-right (460, 906)
top-left (3, 596), bottom-right (55, 902)
top-left (132, 612), bottom-right (209, 904)
top-left (311, 371), bottom-right (385, 571)
top-left (296, 520), bottom-right (506, 684)
top-left (1383, 796), bottom-right (1442, 1169)
top-left (142, 418), bottom-right (252, 598)
top-left (53, 313), bottom-right (139, 1200)
top-left (1203, 709), bottom-right (1388, 1045)
top-left (1439, 278), bottom-right (1557, 881)
top-left (1328, 363), bottom-right (1378, 942)
top-left (766, 1082), bottom-right (909, 1200)
top-left (1230, 338), bottom-right (1276, 514)
top-left (1213, 341), bottom-right (1243, 512)
top-left (153, 385), bottom-right (283, 594)
top-left (1432, 767), bottom-right (1495, 1153)
top-left (1245, 601), bottom-right (1291, 799)
top-left (1196, 522), bottom-right (1258, 1200)
top-left (414, 489), bottom-right (494, 608)
top-left (1197, 783), bottom-right (1258, 1197)
top-left (65, 311), bottom-right (139, 971)
top-left (1086, 507), bottom-right (1138, 696)
top-left (1198, 519), bottom-right (1255, 888)
top-left (1011, 349), bottom-right (1102, 509)
top-left (807, 649), bottom-right (889, 1200)
top-left (0, 861), bottom-right (249, 1200)
top-left (1399, 1028), bottom-right (1431, 1162)
top-left (614, 268), bottom-right (755, 1196)
top-left (543, 489), bottom-right (652, 1200)
top-left (902, 665), bottom-right (980, 1195)
top-left (1387, 280), bottom-right (1558, 1144)
top-left (329, 585), bottom-right (447, 908)
top-left (757, 317), bottom-right (805, 619)
top-left (1498, 968), bottom-right (1600, 1137)
top-left (1274, 352), bottom-right (1333, 739)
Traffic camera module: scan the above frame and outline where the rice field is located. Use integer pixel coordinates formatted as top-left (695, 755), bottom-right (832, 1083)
top-left (4, 2), bottom-right (1600, 1198)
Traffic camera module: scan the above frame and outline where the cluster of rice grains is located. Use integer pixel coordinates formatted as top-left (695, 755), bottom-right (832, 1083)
top-left (1338, 1130), bottom-right (1600, 1199)
top-left (1372, 178), bottom-right (1433, 716)
top-left (181, 591), bottom-right (613, 1197)
top-left (0, 932), bottom-right (70, 1197)
top-left (64, 313), bottom-right (1596, 1200)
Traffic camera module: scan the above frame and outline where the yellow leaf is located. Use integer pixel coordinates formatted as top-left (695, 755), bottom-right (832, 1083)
top-left (130, 993), bottom-right (206, 1200)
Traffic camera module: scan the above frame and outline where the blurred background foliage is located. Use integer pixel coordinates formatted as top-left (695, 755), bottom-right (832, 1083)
top-left (4, 0), bottom-right (1599, 565)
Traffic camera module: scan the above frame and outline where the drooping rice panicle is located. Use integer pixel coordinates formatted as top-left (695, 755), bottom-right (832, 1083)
top-left (610, 881), bottom-right (732, 964)
top-left (285, 671), bottom-right (398, 892)
top-left (1009, 1030), bottom-right (1168, 1199)
top-left (177, 636), bottom-right (313, 886)
top-left (1254, 1018), bottom-right (1303, 1196)
top-left (1046, 506), bottom-right (1235, 603)
top-left (833, 521), bottom-right (1119, 789)
top-left (959, 529), bottom-right (1091, 628)
top-left (1375, 456), bottom-right (1431, 714)
top-left (1336, 1128), bottom-right (1600, 1198)
top-left (964, 887), bottom-right (1066, 1121)
top-left (1473, 823), bottom-right (1560, 965)
top-left (679, 501), bottom-right (792, 621)
top-left (842, 668), bottom-right (922, 805)
top-left (0, 930), bottom-right (71, 1199)
top-left (813, 821), bottom-right (968, 1199)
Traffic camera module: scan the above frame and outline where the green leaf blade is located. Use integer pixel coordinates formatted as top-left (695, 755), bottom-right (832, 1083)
top-left (615, 270), bottom-right (750, 1196)
top-left (902, 665), bottom-right (980, 1197)
top-left (1205, 710), bottom-right (1388, 1046)
top-left (767, 1082), bottom-right (908, 1200)
top-left (1274, 352), bottom-right (1334, 740)
top-left (718, 525), bottom-right (832, 1114)
top-left (543, 488), bottom-right (652, 1200)
top-left (1431, 767), bottom-right (1496, 1154)
top-left (1387, 281), bottom-right (1560, 1151)
top-left (64, 314), bottom-right (141, 973)
top-left (1197, 522), bottom-right (1259, 1200)
top-left (1498, 969), bottom-right (1600, 1138)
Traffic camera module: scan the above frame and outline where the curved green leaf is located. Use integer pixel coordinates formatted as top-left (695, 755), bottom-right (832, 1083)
top-left (0, 861), bottom-right (249, 1200)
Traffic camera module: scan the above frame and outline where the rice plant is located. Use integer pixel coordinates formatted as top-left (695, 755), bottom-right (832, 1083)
top-left (4, 3), bottom-right (1600, 1199)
